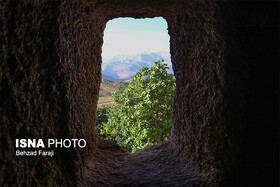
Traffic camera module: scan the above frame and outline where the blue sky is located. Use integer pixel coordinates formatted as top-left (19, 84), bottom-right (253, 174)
top-left (102, 17), bottom-right (170, 59)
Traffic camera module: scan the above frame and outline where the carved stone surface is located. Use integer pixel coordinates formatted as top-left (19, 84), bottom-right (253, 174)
top-left (0, 0), bottom-right (278, 186)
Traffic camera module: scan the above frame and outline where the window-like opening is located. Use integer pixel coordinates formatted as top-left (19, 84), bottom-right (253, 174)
top-left (97, 17), bottom-right (174, 153)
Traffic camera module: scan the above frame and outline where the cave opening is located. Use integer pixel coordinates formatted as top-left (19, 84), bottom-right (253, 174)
top-left (59, 1), bottom-right (233, 184)
top-left (96, 17), bottom-right (175, 153)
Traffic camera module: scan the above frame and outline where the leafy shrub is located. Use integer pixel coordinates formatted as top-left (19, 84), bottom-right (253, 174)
top-left (100, 60), bottom-right (175, 152)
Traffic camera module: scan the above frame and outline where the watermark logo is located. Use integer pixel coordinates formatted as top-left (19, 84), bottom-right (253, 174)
top-left (15, 139), bottom-right (86, 157)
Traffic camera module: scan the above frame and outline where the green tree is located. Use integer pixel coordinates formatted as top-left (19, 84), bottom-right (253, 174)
top-left (96, 105), bottom-right (111, 135)
top-left (100, 60), bottom-right (175, 152)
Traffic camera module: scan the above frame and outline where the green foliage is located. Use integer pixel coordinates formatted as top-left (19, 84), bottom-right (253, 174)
top-left (100, 60), bottom-right (176, 152)
top-left (96, 105), bottom-right (111, 135)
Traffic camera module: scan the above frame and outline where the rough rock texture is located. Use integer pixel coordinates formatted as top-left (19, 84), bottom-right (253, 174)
top-left (0, 0), bottom-right (278, 186)
top-left (0, 0), bottom-right (76, 185)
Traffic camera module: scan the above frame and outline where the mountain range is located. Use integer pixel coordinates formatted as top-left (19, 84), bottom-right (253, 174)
top-left (102, 52), bottom-right (172, 81)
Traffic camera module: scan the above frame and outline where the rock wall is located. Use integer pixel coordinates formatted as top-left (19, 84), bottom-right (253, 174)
top-left (168, 2), bottom-right (237, 184)
top-left (0, 0), bottom-right (278, 186)
top-left (0, 0), bottom-right (76, 185)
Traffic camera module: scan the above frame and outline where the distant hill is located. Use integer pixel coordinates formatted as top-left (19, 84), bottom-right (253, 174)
top-left (102, 74), bottom-right (130, 82)
top-left (98, 79), bottom-right (129, 106)
top-left (102, 52), bottom-right (172, 80)
top-left (102, 74), bottom-right (119, 82)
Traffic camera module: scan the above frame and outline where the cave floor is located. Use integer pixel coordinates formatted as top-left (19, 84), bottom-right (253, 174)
top-left (82, 139), bottom-right (208, 186)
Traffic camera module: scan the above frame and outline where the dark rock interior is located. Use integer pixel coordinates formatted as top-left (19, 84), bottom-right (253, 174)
top-left (0, 0), bottom-right (278, 186)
